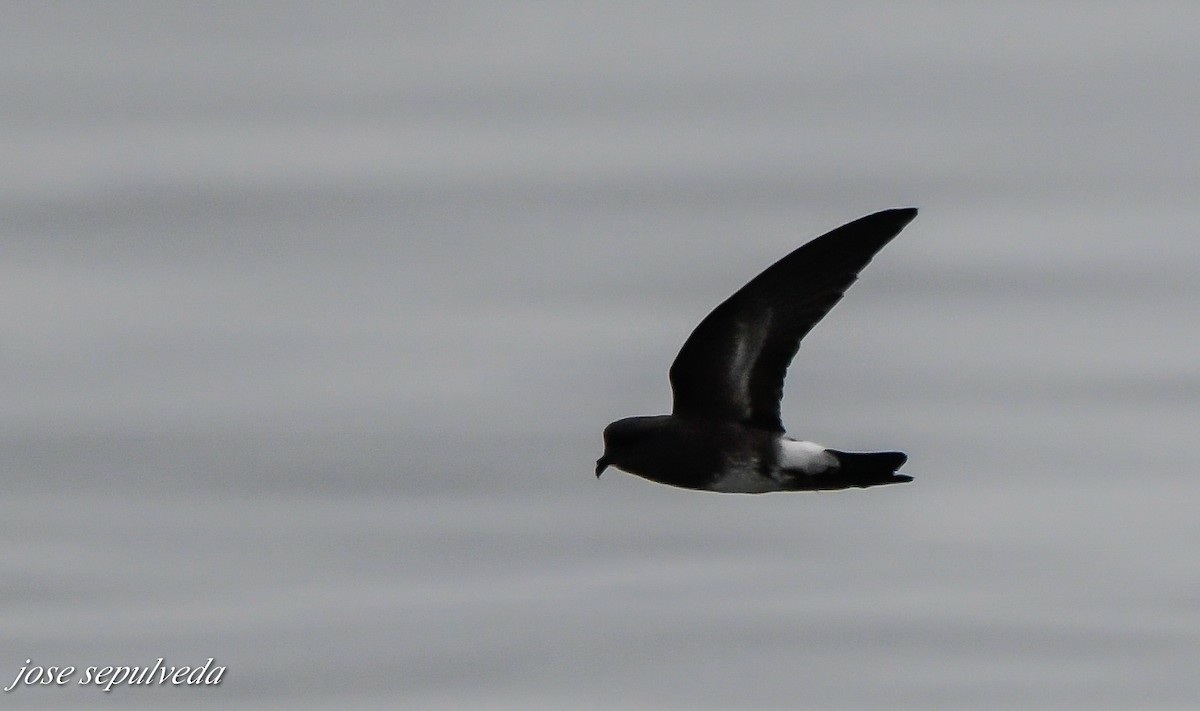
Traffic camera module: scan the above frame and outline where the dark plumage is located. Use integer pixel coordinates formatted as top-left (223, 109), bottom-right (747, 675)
top-left (596, 208), bottom-right (917, 493)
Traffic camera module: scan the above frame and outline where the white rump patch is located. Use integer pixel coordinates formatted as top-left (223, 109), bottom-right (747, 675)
top-left (777, 439), bottom-right (836, 474)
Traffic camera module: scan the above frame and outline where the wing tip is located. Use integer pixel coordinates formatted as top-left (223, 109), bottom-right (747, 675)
top-left (871, 206), bottom-right (919, 226)
top-left (836, 207), bottom-right (917, 248)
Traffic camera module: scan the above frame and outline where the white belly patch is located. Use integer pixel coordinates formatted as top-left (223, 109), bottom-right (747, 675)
top-left (709, 452), bottom-right (778, 493)
top-left (708, 440), bottom-right (838, 493)
top-left (709, 467), bottom-right (778, 493)
top-left (777, 439), bottom-right (836, 473)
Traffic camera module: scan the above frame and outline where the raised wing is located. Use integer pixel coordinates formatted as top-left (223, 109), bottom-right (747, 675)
top-left (668, 208), bottom-right (917, 432)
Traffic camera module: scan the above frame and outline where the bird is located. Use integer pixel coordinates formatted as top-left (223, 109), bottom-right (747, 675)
top-left (595, 208), bottom-right (917, 493)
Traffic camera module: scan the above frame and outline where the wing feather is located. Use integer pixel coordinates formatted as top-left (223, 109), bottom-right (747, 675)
top-left (668, 208), bottom-right (917, 431)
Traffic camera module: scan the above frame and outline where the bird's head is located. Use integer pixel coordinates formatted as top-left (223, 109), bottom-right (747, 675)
top-left (595, 415), bottom-right (670, 478)
top-left (594, 421), bottom-right (619, 477)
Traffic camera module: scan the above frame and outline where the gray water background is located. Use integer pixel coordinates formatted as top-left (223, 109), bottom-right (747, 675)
top-left (2, 3), bottom-right (1198, 709)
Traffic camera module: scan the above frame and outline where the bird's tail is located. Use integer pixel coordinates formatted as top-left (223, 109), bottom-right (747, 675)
top-left (823, 450), bottom-right (911, 489)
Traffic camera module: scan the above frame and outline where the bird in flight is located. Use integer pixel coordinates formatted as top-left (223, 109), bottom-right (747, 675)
top-left (595, 208), bottom-right (917, 493)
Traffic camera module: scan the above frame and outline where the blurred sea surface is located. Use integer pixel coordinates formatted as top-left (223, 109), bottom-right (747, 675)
top-left (2, 3), bottom-right (1198, 709)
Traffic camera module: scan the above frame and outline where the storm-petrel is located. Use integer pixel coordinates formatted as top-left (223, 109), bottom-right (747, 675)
top-left (596, 208), bottom-right (917, 493)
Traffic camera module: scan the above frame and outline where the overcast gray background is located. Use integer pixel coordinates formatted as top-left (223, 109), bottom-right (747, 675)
top-left (3, 2), bottom-right (1199, 709)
